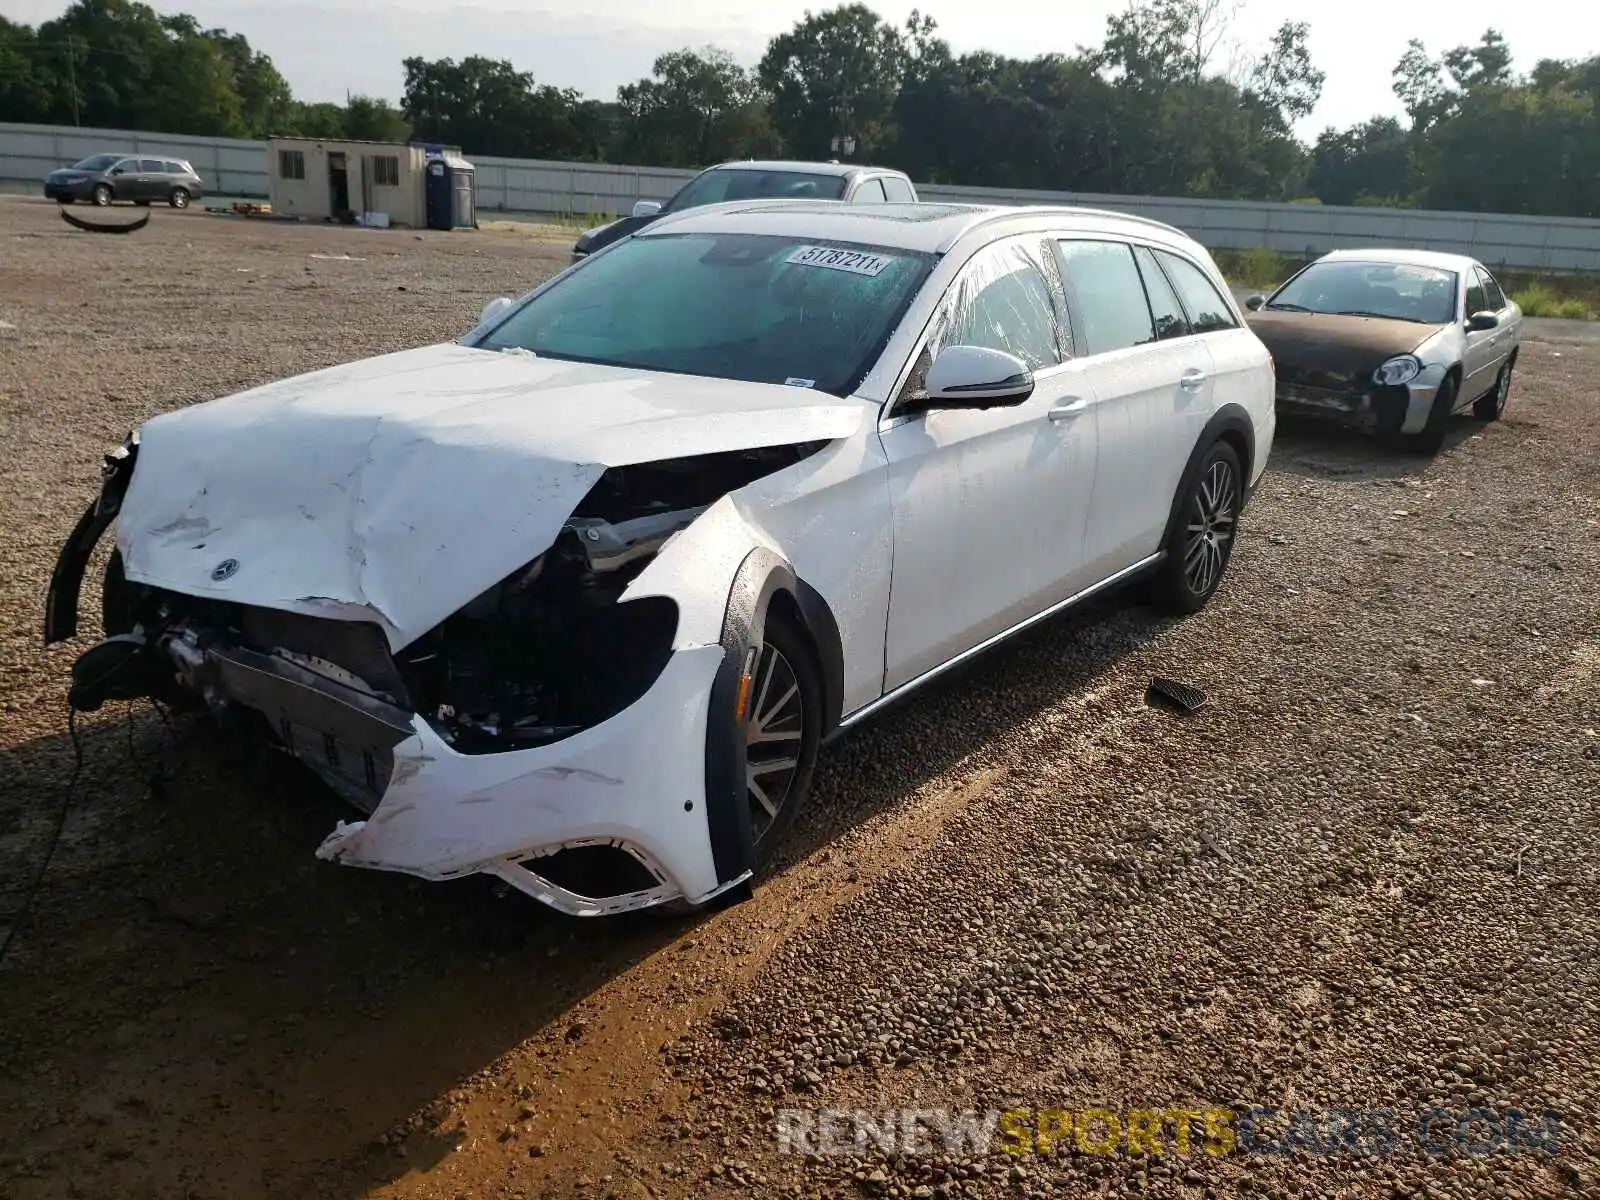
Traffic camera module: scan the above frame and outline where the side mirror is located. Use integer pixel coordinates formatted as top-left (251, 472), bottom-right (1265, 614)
top-left (479, 296), bottom-right (514, 327)
top-left (922, 345), bottom-right (1035, 410)
top-left (631, 200), bottom-right (663, 219)
top-left (1245, 294), bottom-right (1266, 311)
top-left (1466, 311), bottom-right (1499, 332)
top-left (110, 167), bottom-right (125, 176)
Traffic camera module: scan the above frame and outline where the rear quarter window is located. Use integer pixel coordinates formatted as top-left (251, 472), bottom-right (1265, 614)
top-left (1157, 250), bottom-right (1240, 333)
top-left (882, 176), bottom-right (915, 203)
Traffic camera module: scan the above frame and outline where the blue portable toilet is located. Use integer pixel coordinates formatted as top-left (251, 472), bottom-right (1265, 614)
top-left (420, 145), bottom-right (477, 230)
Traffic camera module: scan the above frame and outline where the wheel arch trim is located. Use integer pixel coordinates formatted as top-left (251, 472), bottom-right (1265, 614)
top-left (1160, 405), bottom-right (1254, 552)
top-left (702, 547), bottom-right (844, 885)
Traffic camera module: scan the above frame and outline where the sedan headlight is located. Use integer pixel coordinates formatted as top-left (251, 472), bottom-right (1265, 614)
top-left (1373, 355), bottom-right (1423, 387)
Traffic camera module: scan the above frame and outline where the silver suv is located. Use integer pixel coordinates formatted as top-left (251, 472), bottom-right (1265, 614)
top-left (571, 160), bottom-right (920, 263)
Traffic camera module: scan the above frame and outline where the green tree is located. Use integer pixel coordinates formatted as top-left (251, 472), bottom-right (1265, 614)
top-left (203, 28), bottom-right (295, 136)
top-left (137, 17), bottom-right (245, 136)
top-left (1393, 38), bottom-right (1452, 131)
top-left (343, 94), bottom-right (411, 142)
top-left (1308, 117), bottom-right (1411, 206)
top-left (1443, 29), bottom-right (1513, 92)
top-left (615, 47), bottom-right (778, 166)
top-left (400, 55), bottom-right (595, 158)
top-left (1423, 75), bottom-right (1599, 216)
top-left (757, 4), bottom-right (907, 159)
top-left (0, 16), bottom-right (54, 123)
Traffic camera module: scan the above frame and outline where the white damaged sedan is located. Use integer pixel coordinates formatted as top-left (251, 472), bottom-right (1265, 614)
top-left (46, 201), bottom-right (1275, 916)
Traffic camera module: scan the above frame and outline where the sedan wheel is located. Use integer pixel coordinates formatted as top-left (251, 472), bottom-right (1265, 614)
top-left (91, 184), bottom-right (112, 207)
top-left (1149, 440), bottom-right (1243, 615)
top-left (742, 614), bottom-right (822, 864)
top-left (169, 188), bottom-right (191, 209)
top-left (1473, 357), bottom-right (1514, 422)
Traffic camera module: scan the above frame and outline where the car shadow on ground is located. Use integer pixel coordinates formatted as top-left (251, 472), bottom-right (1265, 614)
top-left (1268, 412), bottom-right (1485, 482)
top-left (0, 584), bottom-right (1178, 1199)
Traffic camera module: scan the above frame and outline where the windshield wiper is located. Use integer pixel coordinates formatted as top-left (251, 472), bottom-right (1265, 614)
top-left (1264, 301), bottom-right (1312, 312)
top-left (1333, 309), bottom-right (1421, 322)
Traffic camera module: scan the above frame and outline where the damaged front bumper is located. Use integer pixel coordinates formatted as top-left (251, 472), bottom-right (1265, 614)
top-left (311, 643), bottom-right (732, 916)
top-left (1274, 367), bottom-right (1442, 437)
top-left (70, 612), bottom-right (738, 916)
top-left (43, 434), bottom-right (747, 916)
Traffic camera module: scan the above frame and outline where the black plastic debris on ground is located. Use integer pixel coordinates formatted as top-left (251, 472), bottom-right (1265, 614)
top-left (59, 207), bottom-right (150, 234)
top-left (1147, 676), bottom-right (1207, 715)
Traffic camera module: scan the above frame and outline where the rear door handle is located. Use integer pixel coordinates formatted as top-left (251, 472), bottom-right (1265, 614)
top-left (1180, 369), bottom-right (1209, 391)
top-left (1047, 397), bottom-right (1088, 422)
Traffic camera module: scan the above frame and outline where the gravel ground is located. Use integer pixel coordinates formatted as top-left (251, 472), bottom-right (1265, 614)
top-left (1, 195), bottom-right (1597, 1200)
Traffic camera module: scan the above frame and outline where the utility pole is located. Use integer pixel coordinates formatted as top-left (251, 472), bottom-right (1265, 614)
top-left (66, 37), bottom-right (81, 126)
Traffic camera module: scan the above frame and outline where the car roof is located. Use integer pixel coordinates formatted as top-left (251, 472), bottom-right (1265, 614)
top-left (1316, 248), bottom-right (1479, 272)
top-left (640, 200), bottom-right (1194, 256)
top-left (706, 160), bottom-right (899, 179)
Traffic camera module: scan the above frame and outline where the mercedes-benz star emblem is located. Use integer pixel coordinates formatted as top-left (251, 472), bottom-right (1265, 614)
top-left (211, 558), bottom-right (239, 581)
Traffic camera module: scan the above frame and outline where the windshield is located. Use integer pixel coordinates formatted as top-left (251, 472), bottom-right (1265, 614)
top-left (664, 169), bottom-right (848, 213)
top-left (479, 232), bottom-right (934, 396)
top-left (1267, 260), bottom-right (1458, 324)
top-left (71, 155), bottom-right (121, 171)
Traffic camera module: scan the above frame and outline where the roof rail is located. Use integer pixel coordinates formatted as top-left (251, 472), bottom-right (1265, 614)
top-left (936, 202), bottom-right (1190, 251)
top-left (1061, 205), bottom-right (1188, 238)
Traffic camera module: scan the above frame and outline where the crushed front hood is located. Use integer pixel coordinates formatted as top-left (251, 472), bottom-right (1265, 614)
top-left (116, 343), bottom-right (866, 650)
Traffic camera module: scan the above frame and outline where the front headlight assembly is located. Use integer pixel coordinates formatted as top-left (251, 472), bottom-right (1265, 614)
top-left (1373, 355), bottom-right (1423, 387)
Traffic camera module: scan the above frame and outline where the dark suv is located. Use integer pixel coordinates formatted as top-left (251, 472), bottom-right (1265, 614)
top-left (44, 154), bottom-right (205, 209)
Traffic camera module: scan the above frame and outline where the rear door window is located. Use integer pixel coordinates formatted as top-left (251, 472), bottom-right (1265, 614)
top-left (1132, 246), bottom-right (1190, 341)
top-left (1158, 251), bottom-right (1240, 333)
top-left (138, 159), bottom-right (164, 173)
top-left (1056, 240), bottom-right (1157, 355)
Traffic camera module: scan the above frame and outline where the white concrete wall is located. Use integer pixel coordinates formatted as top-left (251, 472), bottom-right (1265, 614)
top-left (5, 120), bottom-right (1599, 271)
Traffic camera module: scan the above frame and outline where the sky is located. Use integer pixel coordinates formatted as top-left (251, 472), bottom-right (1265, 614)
top-left (11, 0), bottom-right (1600, 138)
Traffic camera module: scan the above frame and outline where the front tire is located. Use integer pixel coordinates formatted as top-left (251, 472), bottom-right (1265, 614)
top-left (1394, 373), bottom-right (1457, 455)
top-left (91, 184), bottom-right (113, 207)
top-left (657, 610), bottom-right (822, 917)
top-left (1474, 356), bottom-right (1514, 421)
top-left (743, 612), bottom-right (822, 870)
top-left (1149, 440), bottom-right (1243, 615)
top-left (169, 188), bottom-right (191, 209)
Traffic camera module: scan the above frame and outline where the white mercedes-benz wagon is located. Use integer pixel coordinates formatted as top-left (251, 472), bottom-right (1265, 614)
top-left (47, 201), bottom-right (1276, 916)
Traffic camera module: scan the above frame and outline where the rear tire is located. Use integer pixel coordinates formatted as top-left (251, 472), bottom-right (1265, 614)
top-left (1394, 373), bottom-right (1457, 455)
top-left (1148, 439), bottom-right (1243, 615)
top-left (1474, 357), bottom-right (1514, 421)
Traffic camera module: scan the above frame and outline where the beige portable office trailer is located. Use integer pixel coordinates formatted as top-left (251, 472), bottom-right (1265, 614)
top-left (266, 137), bottom-right (427, 226)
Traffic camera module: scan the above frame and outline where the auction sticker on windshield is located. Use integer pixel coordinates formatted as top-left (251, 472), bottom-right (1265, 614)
top-left (785, 246), bottom-right (897, 277)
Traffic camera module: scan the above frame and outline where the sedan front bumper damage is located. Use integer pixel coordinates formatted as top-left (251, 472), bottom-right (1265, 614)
top-left (1274, 365), bottom-right (1444, 436)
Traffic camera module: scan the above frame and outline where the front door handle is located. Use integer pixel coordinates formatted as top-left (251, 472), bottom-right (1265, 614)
top-left (1180, 369), bottom-right (1208, 391)
top-left (1047, 397), bottom-right (1088, 422)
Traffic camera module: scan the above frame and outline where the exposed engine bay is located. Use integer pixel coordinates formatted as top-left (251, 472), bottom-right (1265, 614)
top-left (395, 442), bottom-right (822, 753)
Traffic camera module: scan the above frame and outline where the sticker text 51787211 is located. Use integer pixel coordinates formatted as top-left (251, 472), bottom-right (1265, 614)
top-left (784, 245), bottom-right (897, 278)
